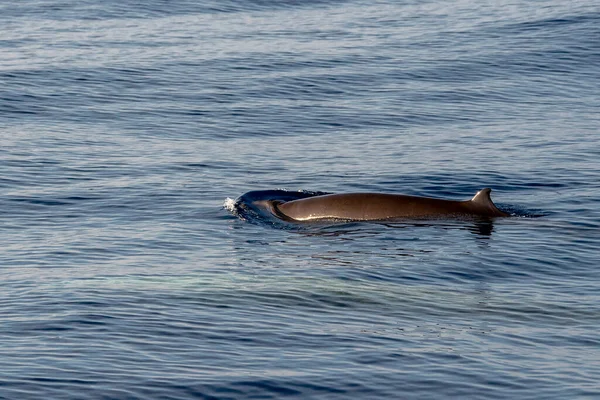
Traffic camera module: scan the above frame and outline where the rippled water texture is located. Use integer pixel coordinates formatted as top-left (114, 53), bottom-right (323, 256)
top-left (1, 0), bottom-right (599, 398)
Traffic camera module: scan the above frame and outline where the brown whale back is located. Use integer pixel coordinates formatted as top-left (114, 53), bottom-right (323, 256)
top-left (273, 188), bottom-right (508, 221)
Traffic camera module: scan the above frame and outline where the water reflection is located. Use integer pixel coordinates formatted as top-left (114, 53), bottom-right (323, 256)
top-left (466, 219), bottom-right (495, 237)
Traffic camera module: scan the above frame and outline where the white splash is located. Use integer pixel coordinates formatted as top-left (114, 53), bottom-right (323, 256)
top-left (223, 197), bottom-right (236, 212)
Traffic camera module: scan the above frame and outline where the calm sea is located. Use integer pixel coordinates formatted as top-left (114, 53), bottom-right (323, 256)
top-left (1, 0), bottom-right (599, 398)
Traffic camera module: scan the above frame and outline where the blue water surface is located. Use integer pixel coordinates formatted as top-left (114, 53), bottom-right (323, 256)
top-left (1, 0), bottom-right (599, 399)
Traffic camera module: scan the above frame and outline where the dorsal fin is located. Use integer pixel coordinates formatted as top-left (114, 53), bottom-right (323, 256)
top-left (469, 188), bottom-right (508, 217)
top-left (471, 188), bottom-right (493, 206)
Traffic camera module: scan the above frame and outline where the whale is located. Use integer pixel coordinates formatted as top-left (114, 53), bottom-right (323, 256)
top-left (260, 188), bottom-right (509, 222)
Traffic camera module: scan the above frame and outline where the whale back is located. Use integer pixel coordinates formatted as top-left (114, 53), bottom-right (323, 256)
top-left (272, 188), bottom-right (508, 221)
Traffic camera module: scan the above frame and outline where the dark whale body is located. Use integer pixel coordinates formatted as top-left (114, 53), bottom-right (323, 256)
top-left (263, 188), bottom-right (508, 222)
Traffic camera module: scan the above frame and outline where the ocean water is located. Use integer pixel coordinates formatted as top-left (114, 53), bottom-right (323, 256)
top-left (1, 0), bottom-right (599, 398)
